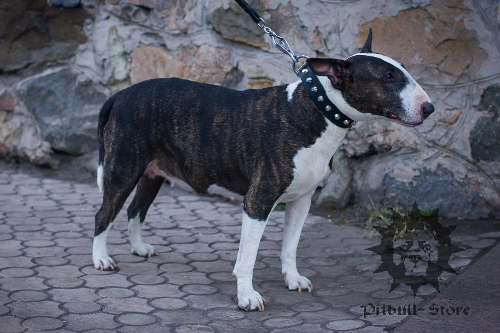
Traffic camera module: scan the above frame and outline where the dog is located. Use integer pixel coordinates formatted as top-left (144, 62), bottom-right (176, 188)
top-left (92, 31), bottom-right (434, 311)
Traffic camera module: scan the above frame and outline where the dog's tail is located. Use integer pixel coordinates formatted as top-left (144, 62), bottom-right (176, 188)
top-left (97, 93), bottom-right (119, 193)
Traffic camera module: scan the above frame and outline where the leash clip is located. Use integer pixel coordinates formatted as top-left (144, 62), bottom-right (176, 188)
top-left (258, 18), bottom-right (308, 76)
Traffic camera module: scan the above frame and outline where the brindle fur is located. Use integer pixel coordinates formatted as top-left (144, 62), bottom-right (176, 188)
top-left (95, 79), bottom-right (327, 236)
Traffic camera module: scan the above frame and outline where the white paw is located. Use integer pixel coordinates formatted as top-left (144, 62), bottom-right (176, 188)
top-left (93, 255), bottom-right (116, 271)
top-left (283, 272), bottom-right (313, 292)
top-left (237, 289), bottom-right (267, 311)
top-left (131, 243), bottom-right (158, 257)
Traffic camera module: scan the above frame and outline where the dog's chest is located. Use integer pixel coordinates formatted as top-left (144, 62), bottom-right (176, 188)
top-left (281, 123), bottom-right (347, 202)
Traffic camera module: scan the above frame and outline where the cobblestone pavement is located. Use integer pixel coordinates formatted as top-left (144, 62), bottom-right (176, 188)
top-left (0, 168), bottom-right (499, 332)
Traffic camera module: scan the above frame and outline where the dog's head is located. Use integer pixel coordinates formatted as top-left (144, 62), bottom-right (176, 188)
top-left (307, 29), bottom-right (433, 127)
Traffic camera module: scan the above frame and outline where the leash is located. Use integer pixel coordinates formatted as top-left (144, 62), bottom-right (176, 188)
top-left (234, 0), bottom-right (354, 128)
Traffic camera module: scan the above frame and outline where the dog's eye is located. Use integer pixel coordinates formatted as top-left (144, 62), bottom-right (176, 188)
top-left (385, 73), bottom-right (393, 80)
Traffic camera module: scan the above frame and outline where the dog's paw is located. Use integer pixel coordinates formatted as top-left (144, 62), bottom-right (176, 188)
top-left (283, 272), bottom-right (313, 292)
top-left (93, 255), bottom-right (116, 271)
top-left (131, 243), bottom-right (158, 257)
top-left (237, 289), bottom-right (267, 311)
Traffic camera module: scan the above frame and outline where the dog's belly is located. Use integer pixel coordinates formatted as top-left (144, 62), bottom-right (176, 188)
top-left (144, 159), bottom-right (195, 193)
top-left (144, 159), bottom-right (245, 201)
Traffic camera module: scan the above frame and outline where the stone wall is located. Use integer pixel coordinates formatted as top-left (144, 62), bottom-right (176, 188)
top-left (0, 0), bottom-right (499, 218)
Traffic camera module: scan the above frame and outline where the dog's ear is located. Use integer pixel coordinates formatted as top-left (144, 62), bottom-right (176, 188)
top-left (360, 28), bottom-right (373, 53)
top-left (307, 58), bottom-right (351, 90)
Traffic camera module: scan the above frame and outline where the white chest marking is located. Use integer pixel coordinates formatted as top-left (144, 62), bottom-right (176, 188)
top-left (281, 122), bottom-right (348, 202)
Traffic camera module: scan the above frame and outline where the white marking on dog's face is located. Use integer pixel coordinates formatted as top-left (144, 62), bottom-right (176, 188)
top-left (309, 53), bottom-right (433, 126)
top-left (347, 53), bottom-right (433, 126)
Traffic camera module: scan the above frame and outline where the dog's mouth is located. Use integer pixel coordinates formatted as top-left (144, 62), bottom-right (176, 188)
top-left (386, 113), bottom-right (421, 127)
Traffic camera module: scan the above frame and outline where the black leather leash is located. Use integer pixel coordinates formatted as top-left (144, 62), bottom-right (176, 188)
top-left (234, 0), bottom-right (354, 128)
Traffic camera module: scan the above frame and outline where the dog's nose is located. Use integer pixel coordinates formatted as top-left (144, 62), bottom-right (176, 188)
top-left (421, 102), bottom-right (434, 119)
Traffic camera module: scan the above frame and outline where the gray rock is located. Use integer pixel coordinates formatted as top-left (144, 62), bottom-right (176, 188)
top-left (50, 0), bottom-right (81, 8)
top-left (19, 69), bottom-right (108, 155)
top-left (383, 166), bottom-right (492, 219)
top-left (469, 85), bottom-right (500, 162)
top-left (0, 1), bottom-right (90, 72)
top-left (315, 152), bottom-right (352, 209)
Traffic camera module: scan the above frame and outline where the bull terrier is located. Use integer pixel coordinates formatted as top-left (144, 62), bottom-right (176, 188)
top-left (92, 30), bottom-right (434, 311)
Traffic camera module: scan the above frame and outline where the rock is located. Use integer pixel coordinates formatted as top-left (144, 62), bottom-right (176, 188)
top-left (352, 156), bottom-right (492, 219)
top-left (50, 0), bottom-right (81, 8)
top-left (0, 0), bottom-right (91, 72)
top-left (357, 0), bottom-right (487, 81)
top-left (108, 26), bottom-right (128, 82)
top-left (0, 91), bottom-right (16, 112)
top-left (469, 85), bottom-right (500, 162)
top-left (315, 152), bottom-right (352, 209)
top-left (18, 69), bottom-right (108, 156)
top-left (207, 0), bottom-right (306, 50)
top-left (130, 43), bottom-right (236, 86)
top-left (207, 2), bottom-right (266, 48)
top-left (0, 108), bottom-right (54, 167)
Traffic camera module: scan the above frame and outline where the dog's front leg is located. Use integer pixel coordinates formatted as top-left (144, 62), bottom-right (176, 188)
top-left (233, 212), bottom-right (268, 311)
top-left (281, 192), bottom-right (314, 292)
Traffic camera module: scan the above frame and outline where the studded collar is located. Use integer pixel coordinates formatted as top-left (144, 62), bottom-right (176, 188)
top-left (299, 64), bottom-right (354, 129)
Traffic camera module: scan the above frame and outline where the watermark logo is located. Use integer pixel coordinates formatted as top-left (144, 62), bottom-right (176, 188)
top-left (361, 303), bottom-right (470, 318)
top-left (368, 202), bottom-right (463, 296)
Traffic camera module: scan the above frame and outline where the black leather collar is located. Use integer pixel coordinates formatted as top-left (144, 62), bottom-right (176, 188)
top-left (299, 64), bottom-right (354, 129)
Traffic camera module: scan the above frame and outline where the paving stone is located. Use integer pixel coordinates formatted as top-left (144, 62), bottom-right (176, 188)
top-left (155, 309), bottom-right (211, 325)
top-left (462, 238), bottom-right (496, 249)
top-left (0, 316), bottom-right (25, 333)
top-left (184, 294), bottom-right (235, 310)
top-left (10, 300), bottom-right (65, 318)
top-left (132, 284), bottom-right (185, 299)
top-left (1, 277), bottom-right (48, 291)
top-left (50, 288), bottom-right (100, 302)
top-left (297, 308), bottom-right (354, 323)
top-left (270, 323), bottom-right (332, 333)
top-left (22, 317), bottom-right (65, 330)
top-left (81, 273), bottom-right (133, 288)
top-left (100, 296), bottom-right (155, 314)
top-left (181, 284), bottom-right (218, 295)
top-left (63, 301), bottom-right (102, 313)
top-left (34, 257), bottom-right (70, 266)
top-left (326, 319), bottom-right (366, 331)
top-left (151, 297), bottom-right (189, 310)
top-left (175, 325), bottom-right (214, 333)
top-left (263, 317), bottom-right (304, 328)
top-left (0, 267), bottom-right (35, 278)
top-left (62, 313), bottom-right (120, 331)
top-left (163, 272), bottom-right (213, 285)
top-left (0, 168), bottom-right (494, 332)
top-left (10, 290), bottom-right (48, 302)
top-left (98, 287), bottom-right (135, 298)
top-left (117, 313), bottom-right (157, 325)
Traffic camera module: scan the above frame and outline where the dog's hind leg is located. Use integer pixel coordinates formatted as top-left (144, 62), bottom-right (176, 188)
top-left (127, 174), bottom-right (164, 257)
top-left (93, 157), bottom-right (149, 270)
top-left (281, 192), bottom-right (314, 292)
